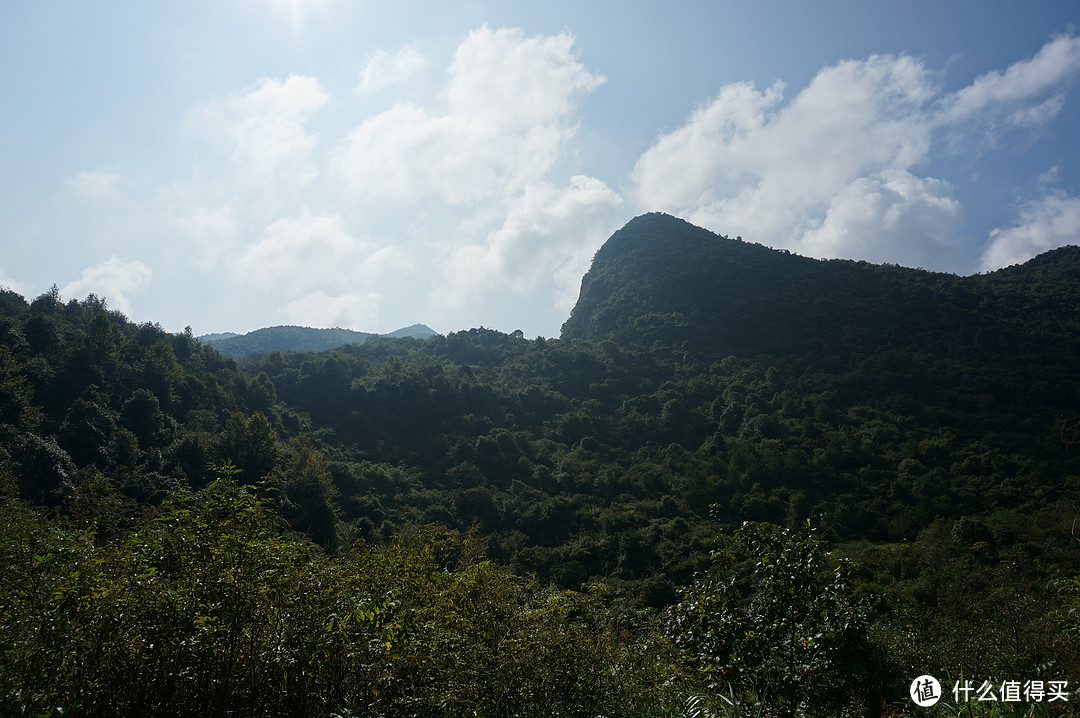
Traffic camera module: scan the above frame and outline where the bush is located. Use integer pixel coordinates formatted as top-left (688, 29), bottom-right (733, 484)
top-left (669, 520), bottom-right (879, 718)
top-left (0, 472), bottom-right (685, 717)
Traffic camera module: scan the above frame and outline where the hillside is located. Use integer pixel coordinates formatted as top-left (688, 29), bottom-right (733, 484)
top-left (3, 218), bottom-right (1080, 715)
top-left (564, 212), bottom-right (1080, 359)
top-left (563, 211), bottom-right (1080, 458)
top-left (202, 323), bottom-right (438, 359)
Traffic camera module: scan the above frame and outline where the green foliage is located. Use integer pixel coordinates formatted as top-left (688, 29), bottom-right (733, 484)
top-left (276, 435), bottom-right (340, 550)
top-left (0, 471), bottom-right (686, 717)
top-left (670, 521), bottom-right (877, 717)
top-left (217, 411), bottom-right (280, 483)
top-left (203, 324), bottom-right (436, 360)
top-left (4, 216), bottom-right (1080, 715)
top-left (204, 325), bottom-right (379, 360)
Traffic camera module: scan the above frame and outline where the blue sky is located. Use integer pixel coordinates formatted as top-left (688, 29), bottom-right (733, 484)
top-left (2, 1), bottom-right (1079, 338)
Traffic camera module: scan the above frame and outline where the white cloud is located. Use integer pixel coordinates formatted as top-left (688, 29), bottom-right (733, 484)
top-left (437, 175), bottom-right (623, 309)
top-left (66, 170), bottom-right (121, 200)
top-left (357, 44), bottom-right (426, 93)
top-left (634, 54), bottom-right (936, 253)
top-left (444, 25), bottom-right (605, 125)
top-left (151, 26), bottom-right (615, 334)
top-left (981, 191), bottom-right (1080, 270)
top-left (164, 75), bottom-right (329, 273)
top-left (282, 290), bottom-right (382, 329)
top-left (631, 81), bottom-right (785, 212)
top-left (233, 209), bottom-right (366, 293)
top-left (225, 208), bottom-right (413, 328)
top-left (61, 257), bottom-right (152, 317)
top-left (632, 35), bottom-right (1080, 270)
top-left (1037, 165), bottom-right (1061, 186)
top-left (190, 74), bottom-right (328, 191)
top-left (0, 269), bottom-right (30, 297)
top-left (360, 245), bottom-right (414, 276)
top-left (165, 199), bottom-right (241, 269)
top-left (1004, 92), bottom-right (1067, 130)
top-left (801, 170), bottom-right (964, 268)
top-left (937, 34), bottom-right (1080, 127)
top-left (335, 25), bottom-right (605, 207)
top-left (334, 26), bottom-right (616, 327)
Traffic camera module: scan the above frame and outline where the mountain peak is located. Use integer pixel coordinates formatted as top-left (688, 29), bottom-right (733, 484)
top-left (562, 214), bottom-right (1079, 359)
top-left (561, 214), bottom-right (803, 352)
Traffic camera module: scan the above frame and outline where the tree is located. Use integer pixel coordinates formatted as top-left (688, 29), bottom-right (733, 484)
top-left (277, 437), bottom-right (339, 550)
top-left (0, 346), bottom-right (35, 429)
top-left (120, 388), bottom-right (171, 449)
top-left (58, 396), bottom-right (119, 469)
top-left (670, 520), bottom-right (875, 717)
top-left (217, 411), bottom-right (280, 483)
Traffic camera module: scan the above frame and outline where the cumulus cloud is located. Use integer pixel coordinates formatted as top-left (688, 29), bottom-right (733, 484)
top-left (437, 175), bottom-right (623, 309)
top-left (981, 191), bottom-right (1080, 270)
top-left (444, 25), bottom-right (605, 125)
top-left (190, 74), bottom-right (328, 191)
top-left (802, 170), bottom-right (964, 268)
top-left (357, 44), bottom-right (426, 93)
top-left (61, 257), bottom-right (152, 317)
top-left (151, 26), bottom-right (618, 332)
top-left (632, 35), bottom-right (1080, 271)
top-left (165, 76), bottom-right (329, 272)
top-left (631, 81), bottom-right (785, 213)
top-left (633, 54), bottom-right (936, 251)
top-left (0, 269), bottom-right (30, 297)
top-left (233, 209), bottom-right (368, 293)
top-left (67, 170), bottom-right (121, 200)
top-left (224, 208), bottom-right (413, 329)
top-left (335, 25), bottom-right (605, 207)
top-left (334, 25), bottom-right (617, 327)
top-left (283, 290), bottom-right (383, 329)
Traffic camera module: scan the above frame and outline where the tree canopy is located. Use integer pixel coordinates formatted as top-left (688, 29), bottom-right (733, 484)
top-left (2, 214), bottom-right (1080, 715)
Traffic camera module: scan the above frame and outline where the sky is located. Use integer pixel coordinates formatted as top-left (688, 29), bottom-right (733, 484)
top-left (2, 1), bottom-right (1079, 339)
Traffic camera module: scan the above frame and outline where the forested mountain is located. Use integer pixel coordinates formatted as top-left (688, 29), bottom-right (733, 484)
top-left (203, 323), bottom-right (439, 360)
top-left (3, 215), bottom-right (1080, 716)
top-left (564, 212), bottom-right (1080, 360)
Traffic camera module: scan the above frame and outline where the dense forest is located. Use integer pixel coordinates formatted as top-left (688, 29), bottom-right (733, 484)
top-left (3, 213), bottom-right (1080, 716)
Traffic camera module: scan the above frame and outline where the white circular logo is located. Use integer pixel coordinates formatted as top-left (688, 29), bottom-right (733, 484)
top-left (910, 675), bottom-right (941, 707)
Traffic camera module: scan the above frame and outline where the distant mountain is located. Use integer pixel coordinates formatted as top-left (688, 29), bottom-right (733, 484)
top-left (562, 212), bottom-right (1080, 361)
top-left (202, 324), bottom-right (438, 360)
top-left (382, 324), bottom-right (440, 340)
top-left (199, 332), bottom-right (239, 343)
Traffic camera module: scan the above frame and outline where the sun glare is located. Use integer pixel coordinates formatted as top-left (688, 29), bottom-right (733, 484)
top-left (264, 0), bottom-right (329, 34)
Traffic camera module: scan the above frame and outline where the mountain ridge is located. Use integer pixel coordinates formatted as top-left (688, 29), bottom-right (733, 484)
top-left (562, 212), bottom-right (1080, 359)
top-left (201, 323), bottom-right (439, 360)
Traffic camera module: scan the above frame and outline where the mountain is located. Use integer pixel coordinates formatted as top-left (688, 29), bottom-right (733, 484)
top-left (199, 331), bottom-right (239, 342)
top-left (562, 212), bottom-right (1080, 361)
top-left (5, 215), bottom-right (1080, 713)
top-left (202, 323), bottom-right (439, 360)
top-left (382, 323), bottom-right (440, 340)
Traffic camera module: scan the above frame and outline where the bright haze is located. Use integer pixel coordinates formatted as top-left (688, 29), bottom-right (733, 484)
top-left (2, 0), bottom-right (1079, 338)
